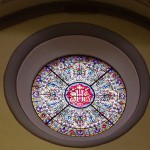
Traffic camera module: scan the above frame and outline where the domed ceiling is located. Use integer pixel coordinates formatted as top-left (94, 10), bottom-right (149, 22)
top-left (0, 0), bottom-right (149, 149)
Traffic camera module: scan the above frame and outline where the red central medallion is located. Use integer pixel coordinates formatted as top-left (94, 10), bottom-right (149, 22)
top-left (65, 83), bottom-right (94, 108)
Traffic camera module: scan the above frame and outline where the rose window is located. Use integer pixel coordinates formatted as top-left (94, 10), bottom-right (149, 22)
top-left (32, 55), bottom-right (126, 137)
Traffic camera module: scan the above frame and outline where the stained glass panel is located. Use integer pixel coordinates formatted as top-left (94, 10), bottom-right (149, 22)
top-left (32, 55), bottom-right (126, 137)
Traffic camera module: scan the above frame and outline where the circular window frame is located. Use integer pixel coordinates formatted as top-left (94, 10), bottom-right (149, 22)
top-left (4, 23), bottom-right (150, 147)
top-left (16, 35), bottom-right (138, 144)
top-left (30, 54), bottom-right (127, 136)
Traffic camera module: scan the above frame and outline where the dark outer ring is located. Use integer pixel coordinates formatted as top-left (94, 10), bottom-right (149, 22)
top-left (0, 1), bottom-right (150, 30)
top-left (4, 23), bottom-right (150, 147)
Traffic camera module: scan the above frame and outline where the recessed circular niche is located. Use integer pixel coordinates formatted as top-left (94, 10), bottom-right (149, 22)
top-left (4, 23), bottom-right (150, 147)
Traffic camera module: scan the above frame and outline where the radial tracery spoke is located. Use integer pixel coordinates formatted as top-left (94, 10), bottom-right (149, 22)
top-left (49, 68), bottom-right (69, 86)
top-left (33, 92), bottom-right (68, 119)
top-left (90, 67), bottom-right (112, 86)
top-left (91, 105), bottom-right (114, 125)
top-left (33, 71), bottom-right (68, 90)
top-left (45, 104), bottom-right (70, 124)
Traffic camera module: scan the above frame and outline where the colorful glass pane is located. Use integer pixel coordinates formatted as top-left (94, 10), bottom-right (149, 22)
top-left (32, 55), bottom-right (126, 136)
top-left (65, 82), bottom-right (95, 108)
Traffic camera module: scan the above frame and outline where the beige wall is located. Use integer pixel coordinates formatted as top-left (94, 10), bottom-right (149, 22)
top-left (0, 13), bottom-right (150, 150)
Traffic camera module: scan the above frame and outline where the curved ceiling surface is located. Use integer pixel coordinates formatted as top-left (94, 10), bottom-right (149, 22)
top-left (0, 0), bottom-right (150, 18)
top-left (0, 0), bottom-right (150, 149)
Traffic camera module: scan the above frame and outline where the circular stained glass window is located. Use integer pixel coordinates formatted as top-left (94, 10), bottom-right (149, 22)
top-left (32, 55), bottom-right (126, 137)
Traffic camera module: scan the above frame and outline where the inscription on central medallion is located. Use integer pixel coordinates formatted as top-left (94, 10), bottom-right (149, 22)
top-left (65, 83), bottom-right (95, 108)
